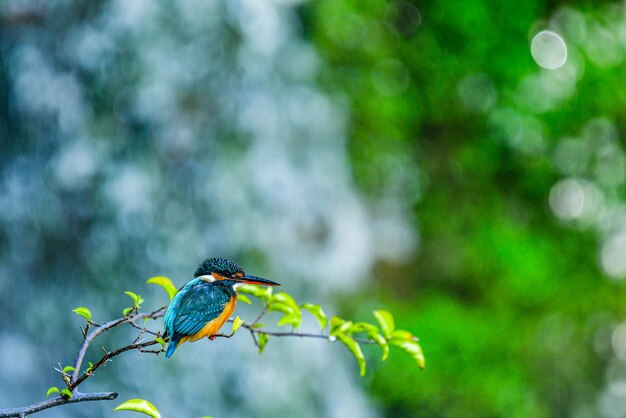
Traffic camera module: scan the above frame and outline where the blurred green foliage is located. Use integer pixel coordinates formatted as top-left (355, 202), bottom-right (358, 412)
top-left (306, 0), bottom-right (626, 416)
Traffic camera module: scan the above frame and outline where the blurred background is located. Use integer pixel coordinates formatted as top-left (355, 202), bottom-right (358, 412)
top-left (1, 0), bottom-right (626, 417)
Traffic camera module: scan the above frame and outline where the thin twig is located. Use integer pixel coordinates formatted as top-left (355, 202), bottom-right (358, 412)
top-left (70, 307), bottom-right (165, 385)
top-left (128, 321), bottom-right (160, 336)
top-left (69, 339), bottom-right (163, 391)
top-left (249, 328), bottom-right (261, 348)
top-left (252, 304), bottom-right (268, 325)
top-left (0, 392), bottom-right (118, 418)
top-left (240, 324), bottom-right (378, 344)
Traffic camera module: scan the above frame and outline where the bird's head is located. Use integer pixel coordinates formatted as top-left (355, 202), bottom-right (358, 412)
top-left (194, 257), bottom-right (280, 287)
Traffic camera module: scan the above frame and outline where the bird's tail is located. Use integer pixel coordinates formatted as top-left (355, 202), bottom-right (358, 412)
top-left (165, 338), bottom-right (180, 359)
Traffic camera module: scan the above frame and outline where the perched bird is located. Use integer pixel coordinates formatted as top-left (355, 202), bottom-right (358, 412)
top-left (163, 257), bottom-right (280, 358)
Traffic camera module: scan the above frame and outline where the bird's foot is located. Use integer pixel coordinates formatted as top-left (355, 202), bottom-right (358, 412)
top-left (209, 333), bottom-right (233, 339)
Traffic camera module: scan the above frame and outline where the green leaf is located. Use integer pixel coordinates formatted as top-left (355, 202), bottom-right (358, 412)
top-left (271, 292), bottom-right (300, 312)
top-left (146, 276), bottom-right (178, 301)
top-left (373, 310), bottom-right (395, 339)
top-left (232, 316), bottom-right (244, 333)
top-left (261, 287), bottom-right (274, 300)
top-left (238, 284), bottom-right (261, 295)
top-left (330, 316), bottom-right (344, 334)
top-left (122, 307), bottom-right (133, 316)
top-left (349, 322), bottom-right (389, 360)
top-left (124, 291), bottom-right (140, 305)
top-left (371, 332), bottom-right (390, 361)
top-left (330, 316), bottom-right (353, 336)
top-left (62, 366), bottom-right (76, 373)
top-left (86, 361), bottom-right (94, 373)
top-left (239, 285), bottom-right (273, 303)
top-left (258, 333), bottom-right (269, 354)
top-left (72, 307), bottom-right (92, 322)
top-left (60, 389), bottom-right (73, 399)
top-left (337, 334), bottom-right (367, 376)
top-left (238, 294), bottom-right (252, 304)
top-left (391, 329), bottom-right (418, 341)
top-left (349, 322), bottom-right (379, 334)
top-left (269, 298), bottom-right (302, 328)
top-left (276, 312), bottom-right (301, 328)
top-left (154, 337), bottom-right (166, 347)
top-left (389, 339), bottom-right (425, 369)
top-left (301, 303), bottom-right (328, 330)
top-left (113, 399), bottom-right (161, 418)
top-left (267, 302), bottom-right (294, 315)
top-left (46, 387), bottom-right (60, 397)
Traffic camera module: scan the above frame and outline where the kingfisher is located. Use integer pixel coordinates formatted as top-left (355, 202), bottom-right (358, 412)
top-left (163, 257), bottom-right (279, 358)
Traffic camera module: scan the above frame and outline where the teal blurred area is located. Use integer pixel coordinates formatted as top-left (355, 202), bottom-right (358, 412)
top-left (0, 1), bottom-right (414, 417)
top-left (2, 0), bottom-right (626, 417)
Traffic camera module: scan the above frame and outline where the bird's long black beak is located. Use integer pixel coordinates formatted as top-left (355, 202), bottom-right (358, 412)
top-left (237, 274), bottom-right (280, 286)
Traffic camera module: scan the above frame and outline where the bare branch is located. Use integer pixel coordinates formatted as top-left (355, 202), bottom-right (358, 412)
top-left (128, 320), bottom-right (160, 336)
top-left (251, 304), bottom-right (269, 325)
top-left (0, 392), bottom-right (118, 418)
top-left (240, 323), bottom-right (378, 345)
top-left (68, 307), bottom-right (166, 391)
top-left (69, 338), bottom-right (163, 390)
top-left (70, 307), bottom-right (165, 385)
top-left (249, 328), bottom-right (261, 348)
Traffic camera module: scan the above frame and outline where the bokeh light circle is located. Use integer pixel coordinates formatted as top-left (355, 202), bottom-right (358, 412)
top-left (601, 233), bottom-right (626, 280)
top-left (531, 30), bottom-right (568, 70)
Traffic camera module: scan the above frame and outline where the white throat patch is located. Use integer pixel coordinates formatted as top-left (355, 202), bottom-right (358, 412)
top-left (198, 274), bottom-right (216, 283)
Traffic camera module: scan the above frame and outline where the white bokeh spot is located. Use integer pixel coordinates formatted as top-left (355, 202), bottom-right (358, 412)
top-left (531, 30), bottom-right (568, 70)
